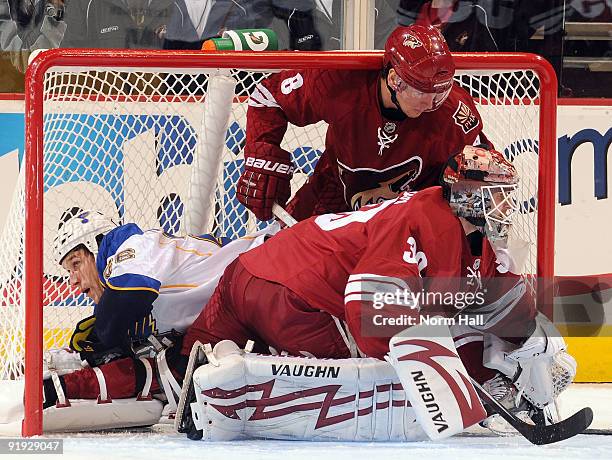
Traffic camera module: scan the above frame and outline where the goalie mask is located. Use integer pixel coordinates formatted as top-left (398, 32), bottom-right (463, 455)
top-left (53, 211), bottom-right (117, 264)
top-left (441, 146), bottom-right (518, 242)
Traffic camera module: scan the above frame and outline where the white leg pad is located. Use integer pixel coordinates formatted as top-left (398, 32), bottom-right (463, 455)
top-left (387, 323), bottom-right (487, 440)
top-left (0, 380), bottom-right (163, 434)
top-left (189, 340), bottom-right (427, 442)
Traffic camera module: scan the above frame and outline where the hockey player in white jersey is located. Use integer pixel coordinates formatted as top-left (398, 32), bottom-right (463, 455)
top-left (0, 210), bottom-right (276, 433)
top-left (55, 210), bottom-right (271, 357)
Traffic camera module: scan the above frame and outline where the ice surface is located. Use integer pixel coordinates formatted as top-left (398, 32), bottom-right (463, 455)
top-left (3, 384), bottom-right (611, 460)
top-left (40, 427), bottom-right (612, 460)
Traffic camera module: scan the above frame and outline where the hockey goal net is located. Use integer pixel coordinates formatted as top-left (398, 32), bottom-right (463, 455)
top-left (0, 50), bottom-right (556, 435)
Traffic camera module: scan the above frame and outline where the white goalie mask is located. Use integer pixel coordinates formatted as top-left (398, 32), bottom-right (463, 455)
top-left (442, 146), bottom-right (519, 242)
top-left (53, 210), bottom-right (117, 264)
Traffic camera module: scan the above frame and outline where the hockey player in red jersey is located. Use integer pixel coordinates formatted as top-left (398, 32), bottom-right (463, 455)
top-left (186, 144), bottom-right (530, 359)
top-left (237, 24), bottom-right (489, 221)
top-left (14, 148), bottom-right (577, 439)
top-left (178, 145), bottom-right (577, 441)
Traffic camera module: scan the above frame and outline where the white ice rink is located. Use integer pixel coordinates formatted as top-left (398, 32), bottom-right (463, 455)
top-left (3, 384), bottom-right (611, 460)
top-left (45, 429), bottom-right (611, 460)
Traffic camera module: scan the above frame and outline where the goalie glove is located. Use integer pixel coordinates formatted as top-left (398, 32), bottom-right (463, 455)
top-left (483, 313), bottom-right (577, 410)
top-left (237, 151), bottom-right (294, 221)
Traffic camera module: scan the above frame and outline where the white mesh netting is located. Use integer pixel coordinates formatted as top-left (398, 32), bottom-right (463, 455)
top-left (0, 60), bottom-right (543, 380)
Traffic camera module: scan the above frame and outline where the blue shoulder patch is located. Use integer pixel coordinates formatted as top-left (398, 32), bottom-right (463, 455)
top-left (96, 223), bottom-right (143, 279)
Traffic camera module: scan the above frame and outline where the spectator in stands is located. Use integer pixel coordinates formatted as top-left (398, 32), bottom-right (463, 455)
top-left (396, 1), bottom-right (566, 92)
top-left (0, 0), bottom-right (66, 73)
top-left (396, 1), bottom-right (566, 52)
top-left (61, 0), bottom-right (178, 49)
top-left (397, 0), bottom-right (517, 52)
top-left (163, 0), bottom-right (322, 50)
top-left (308, 0), bottom-right (399, 50)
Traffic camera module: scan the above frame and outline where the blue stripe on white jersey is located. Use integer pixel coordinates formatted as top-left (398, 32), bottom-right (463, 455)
top-left (190, 233), bottom-right (233, 247)
top-left (107, 273), bottom-right (161, 293)
top-left (95, 223), bottom-right (280, 335)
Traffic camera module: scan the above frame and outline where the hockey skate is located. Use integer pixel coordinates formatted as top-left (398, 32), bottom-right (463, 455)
top-left (480, 373), bottom-right (544, 435)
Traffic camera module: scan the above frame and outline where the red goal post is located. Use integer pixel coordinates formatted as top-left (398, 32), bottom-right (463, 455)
top-left (15, 49), bottom-right (556, 436)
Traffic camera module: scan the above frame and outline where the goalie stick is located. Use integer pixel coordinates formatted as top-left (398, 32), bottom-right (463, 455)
top-left (175, 341), bottom-right (207, 440)
top-left (274, 203), bottom-right (593, 445)
top-left (470, 377), bottom-right (592, 445)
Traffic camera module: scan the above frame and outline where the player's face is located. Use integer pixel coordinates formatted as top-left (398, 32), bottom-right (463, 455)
top-left (387, 69), bottom-right (448, 118)
top-left (61, 248), bottom-right (104, 303)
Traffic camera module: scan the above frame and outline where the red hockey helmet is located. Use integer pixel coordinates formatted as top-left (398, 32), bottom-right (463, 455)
top-left (441, 145), bottom-right (519, 241)
top-left (384, 25), bottom-right (455, 110)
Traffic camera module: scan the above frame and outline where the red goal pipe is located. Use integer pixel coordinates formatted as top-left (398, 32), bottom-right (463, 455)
top-left (23, 49), bottom-right (556, 436)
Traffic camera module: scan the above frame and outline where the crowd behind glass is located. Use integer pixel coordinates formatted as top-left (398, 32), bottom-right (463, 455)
top-left (0, 1), bottom-right (610, 96)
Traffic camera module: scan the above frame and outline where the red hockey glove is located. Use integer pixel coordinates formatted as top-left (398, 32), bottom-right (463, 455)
top-left (237, 154), bottom-right (294, 221)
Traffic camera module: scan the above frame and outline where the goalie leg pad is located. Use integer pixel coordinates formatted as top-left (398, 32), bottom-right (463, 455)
top-left (189, 340), bottom-right (426, 442)
top-left (0, 379), bottom-right (163, 434)
top-left (387, 322), bottom-right (487, 440)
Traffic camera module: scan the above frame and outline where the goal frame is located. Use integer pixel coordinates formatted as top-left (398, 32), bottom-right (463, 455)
top-left (22, 49), bottom-right (557, 436)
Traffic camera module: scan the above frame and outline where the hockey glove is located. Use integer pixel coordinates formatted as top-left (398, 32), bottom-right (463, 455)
top-left (69, 314), bottom-right (97, 353)
top-left (69, 315), bottom-right (128, 367)
top-left (237, 153), bottom-right (294, 221)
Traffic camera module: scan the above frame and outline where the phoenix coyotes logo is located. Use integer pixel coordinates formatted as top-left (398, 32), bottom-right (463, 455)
top-left (453, 101), bottom-right (480, 134)
top-left (466, 259), bottom-right (482, 291)
top-left (348, 159), bottom-right (423, 210)
top-left (403, 34), bottom-right (423, 49)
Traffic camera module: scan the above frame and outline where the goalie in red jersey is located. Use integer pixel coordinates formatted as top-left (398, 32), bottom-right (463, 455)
top-left (177, 145), bottom-right (577, 442)
top-left (237, 24), bottom-right (491, 221)
top-left (17, 148), bottom-right (577, 441)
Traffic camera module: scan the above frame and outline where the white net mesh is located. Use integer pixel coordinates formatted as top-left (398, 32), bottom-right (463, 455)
top-left (0, 58), bottom-right (543, 381)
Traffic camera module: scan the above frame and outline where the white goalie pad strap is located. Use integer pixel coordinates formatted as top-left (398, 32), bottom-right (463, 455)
top-left (156, 349), bottom-right (182, 413)
top-left (138, 358), bottom-right (154, 400)
top-left (387, 322), bottom-right (487, 440)
top-left (50, 371), bottom-right (69, 408)
top-left (0, 380), bottom-right (164, 435)
top-left (190, 340), bottom-right (426, 442)
top-left (92, 367), bottom-right (111, 404)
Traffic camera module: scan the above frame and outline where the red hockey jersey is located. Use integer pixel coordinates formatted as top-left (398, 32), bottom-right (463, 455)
top-left (246, 69), bottom-right (488, 219)
top-left (240, 187), bottom-right (534, 358)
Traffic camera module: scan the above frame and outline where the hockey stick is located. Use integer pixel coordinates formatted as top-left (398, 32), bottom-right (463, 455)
top-left (272, 203), bottom-right (297, 227)
top-left (470, 377), bottom-right (593, 445)
top-left (175, 341), bottom-right (207, 440)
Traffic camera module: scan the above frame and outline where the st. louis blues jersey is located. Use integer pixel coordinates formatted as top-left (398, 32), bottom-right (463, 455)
top-left (96, 223), bottom-right (275, 339)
